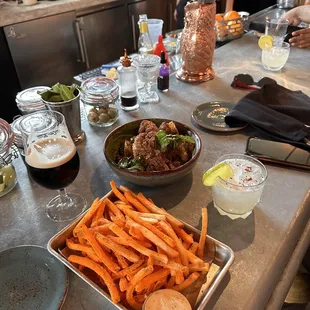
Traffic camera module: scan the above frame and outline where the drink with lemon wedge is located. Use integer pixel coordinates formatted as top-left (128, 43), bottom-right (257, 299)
top-left (259, 35), bottom-right (290, 71)
top-left (203, 154), bottom-right (267, 219)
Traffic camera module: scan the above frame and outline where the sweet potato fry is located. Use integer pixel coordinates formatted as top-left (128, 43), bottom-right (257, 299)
top-left (158, 221), bottom-right (188, 266)
top-left (172, 272), bottom-right (200, 292)
top-left (186, 249), bottom-right (204, 265)
top-left (82, 225), bottom-right (120, 273)
top-left (117, 205), bottom-right (175, 248)
top-left (189, 263), bottom-right (210, 273)
top-left (105, 198), bottom-right (125, 221)
top-left (137, 193), bottom-right (183, 228)
top-left (197, 208), bottom-right (208, 259)
top-left (183, 240), bottom-right (191, 250)
top-left (140, 217), bottom-right (158, 224)
top-left (126, 265), bottom-right (154, 310)
top-left (110, 215), bottom-right (126, 228)
top-left (166, 276), bottom-right (176, 289)
top-left (73, 198), bottom-right (100, 236)
top-left (90, 224), bottom-right (111, 235)
top-left (86, 250), bottom-right (102, 263)
top-left (108, 235), bottom-right (152, 249)
top-left (119, 277), bottom-right (128, 292)
top-left (126, 218), bottom-right (179, 258)
top-left (109, 223), bottom-right (168, 264)
top-left (145, 283), bottom-right (155, 295)
top-left (114, 260), bottom-right (145, 280)
top-left (135, 294), bottom-right (146, 304)
top-left (175, 228), bottom-right (194, 244)
top-left (115, 253), bottom-right (129, 269)
top-left (66, 239), bottom-right (94, 254)
top-left (90, 218), bottom-right (111, 228)
top-left (189, 242), bottom-right (199, 255)
top-left (129, 226), bottom-right (148, 242)
top-left (153, 277), bottom-right (167, 291)
top-left (135, 212), bottom-right (166, 221)
top-left (175, 270), bottom-right (185, 285)
top-left (135, 268), bottom-right (170, 293)
top-left (119, 185), bottom-right (137, 198)
top-left (92, 200), bottom-right (106, 224)
top-left (110, 180), bottom-right (129, 203)
top-left (96, 233), bottom-right (140, 263)
top-left (147, 255), bottom-right (154, 266)
top-left (68, 255), bottom-right (120, 304)
top-left (124, 191), bottom-right (150, 213)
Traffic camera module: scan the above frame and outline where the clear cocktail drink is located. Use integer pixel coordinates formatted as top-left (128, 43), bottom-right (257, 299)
top-left (212, 154), bottom-right (267, 219)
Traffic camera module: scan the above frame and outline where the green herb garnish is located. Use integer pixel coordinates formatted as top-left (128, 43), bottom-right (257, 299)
top-left (118, 157), bottom-right (145, 171)
top-left (156, 130), bottom-right (195, 152)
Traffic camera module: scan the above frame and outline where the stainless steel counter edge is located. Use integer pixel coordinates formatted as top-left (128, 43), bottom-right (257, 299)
top-left (266, 205), bottom-right (310, 310)
top-left (0, 0), bottom-right (121, 27)
top-left (244, 190), bottom-right (310, 310)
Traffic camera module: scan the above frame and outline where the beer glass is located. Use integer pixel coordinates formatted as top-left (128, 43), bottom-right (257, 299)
top-left (20, 110), bottom-right (86, 222)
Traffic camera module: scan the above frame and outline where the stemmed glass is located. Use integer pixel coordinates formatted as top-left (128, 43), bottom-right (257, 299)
top-left (20, 110), bottom-right (86, 222)
top-left (133, 54), bottom-right (160, 103)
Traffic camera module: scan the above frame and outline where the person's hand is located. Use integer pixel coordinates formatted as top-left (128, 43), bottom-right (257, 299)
top-left (281, 6), bottom-right (310, 25)
top-left (174, 8), bottom-right (178, 22)
top-left (289, 28), bottom-right (310, 48)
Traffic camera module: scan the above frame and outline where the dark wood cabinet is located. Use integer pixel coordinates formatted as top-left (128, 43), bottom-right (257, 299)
top-left (127, 0), bottom-right (168, 52)
top-left (78, 4), bottom-right (131, 69)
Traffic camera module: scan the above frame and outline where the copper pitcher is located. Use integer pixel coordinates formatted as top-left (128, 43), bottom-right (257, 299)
top-left (176, 0), bottom-right (216, 83)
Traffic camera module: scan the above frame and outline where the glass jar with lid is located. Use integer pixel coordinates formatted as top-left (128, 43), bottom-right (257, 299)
top-left (0, 119), bottom-right (18, 197)
top-left (10, 116), bottom-right (25, 161)
top-left (16, 86), bottom-right (50, 115)
top-left (80, 77), bottom-right (119, 127)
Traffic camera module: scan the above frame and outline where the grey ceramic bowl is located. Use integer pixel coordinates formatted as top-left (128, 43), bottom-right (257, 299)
top-left (104, 118), bottom-right (202, 187)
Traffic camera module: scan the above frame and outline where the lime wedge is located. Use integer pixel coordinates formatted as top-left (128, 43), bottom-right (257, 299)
top-left (258, 35), bottom-right (273, 50)
top-left (202, 162), bottom-right (234, 186)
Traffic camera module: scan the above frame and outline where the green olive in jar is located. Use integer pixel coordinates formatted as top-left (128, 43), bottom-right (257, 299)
top-left (89, 107), bottom-right (99, 114)
top-left (98, 107), bottom-right (108, 114)
top-left (107, 108), bottom-right (117, 119)
top-left (98, 113), bottom-right (110, 123)
top-left (88, 111), bottom-right (99, 123)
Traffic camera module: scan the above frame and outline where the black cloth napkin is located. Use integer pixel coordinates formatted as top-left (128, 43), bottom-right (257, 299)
top-left (225, 84), bottom-right (310, 149)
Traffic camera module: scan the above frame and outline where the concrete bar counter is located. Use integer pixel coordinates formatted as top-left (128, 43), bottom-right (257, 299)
top-left (0, 33), bottom-right (309, 309)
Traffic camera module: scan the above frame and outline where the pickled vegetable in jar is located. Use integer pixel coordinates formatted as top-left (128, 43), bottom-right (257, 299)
top-left (0, 119), bottom-right (18, 197)
top-left (80, 77), bottom-right (119, 128)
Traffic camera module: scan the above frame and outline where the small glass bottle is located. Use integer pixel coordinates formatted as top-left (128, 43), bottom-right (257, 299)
top-left (117, 49), bottom-right (139, 111)
top-left (157, 51), bottom-right (170, 92)
top-left (138, 14), bottom-right (153, 55)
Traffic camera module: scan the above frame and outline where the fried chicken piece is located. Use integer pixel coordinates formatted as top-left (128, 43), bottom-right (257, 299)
top-left (159, 121), bottom-right (179, 135)
top-left (138, 120), bottom-right (159, 134)
top-left (124, 140), bottom-right (133, 157)
top-left (146, 155), bottom-right (170, 172)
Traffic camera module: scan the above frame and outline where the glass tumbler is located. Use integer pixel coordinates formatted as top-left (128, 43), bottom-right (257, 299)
top-left (262, 42), bottom-right (290, 71)
top-left (265, 18), bottom-right (289, 46)
top-left (212, 154), bottom-right (267, 219)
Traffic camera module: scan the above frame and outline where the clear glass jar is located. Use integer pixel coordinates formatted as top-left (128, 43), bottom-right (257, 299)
top-left (80, 77), bottom-right (119, 128)
top-left (15, 86), bottom-right (50, 115)
top-left (0, 119), bottom-right (18, 197)
top-left (11, 116), bottom-right (25, 161)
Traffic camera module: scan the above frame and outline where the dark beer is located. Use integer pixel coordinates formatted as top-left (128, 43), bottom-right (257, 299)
top-left (26, 137), bottom-right (80, 190)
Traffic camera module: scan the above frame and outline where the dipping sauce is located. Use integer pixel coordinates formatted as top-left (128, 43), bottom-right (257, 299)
top-left (143, 289), bottom-right (192, 310)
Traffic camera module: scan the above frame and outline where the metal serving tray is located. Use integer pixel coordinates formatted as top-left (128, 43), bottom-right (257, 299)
top-left (47, 191), bottom-right (234, 310)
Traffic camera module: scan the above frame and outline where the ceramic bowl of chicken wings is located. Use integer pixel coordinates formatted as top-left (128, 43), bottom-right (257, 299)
top-left (104, 119), bottom-right (202, 187)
